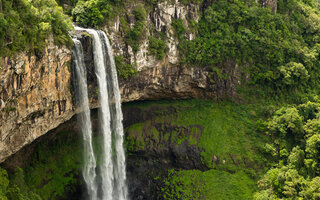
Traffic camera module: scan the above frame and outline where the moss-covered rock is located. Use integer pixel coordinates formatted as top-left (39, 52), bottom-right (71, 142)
top-left (123, 99), bottom-right (271, 199)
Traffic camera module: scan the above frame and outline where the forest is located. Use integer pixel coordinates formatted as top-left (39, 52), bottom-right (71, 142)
top-left (1, 0), bottom-right (320, 199)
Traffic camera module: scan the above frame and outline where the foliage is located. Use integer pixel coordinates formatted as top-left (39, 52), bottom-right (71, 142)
top-left (0, 131), bottom-right (83, 200)
top-left (0, 167), bottom-right (41, 200)
top-left (124, 4), bottom-right (147, 53)
top-left (23, 131), bottom-right (82, 200)
top-left (267, 107), bottom-right (304, 138)
top-left (0, 168), bottom-right (9, 200)
top-left (161, 169), bottom-right (256, 199)
top-left (125, 99), bottom-right (270, 172)
top-left (148, 36), bottom-right (166, 60)
top-left (72, 0), bottom-right (114, 27)
top-left (172, 19), bottom-right (186, 40)
top-left (114, 55), bottom-right (137, 80)
top-left (0, 0), bottom-right (73, 57)
top-left (278, 62), bottom-right (309, 85)
top-left (174, 0), bottom-right (320, 94)
top-left (55, 0), bottom-right (78, 15)
top-left (179, 0), bottom-right (203, 4)
top-left (255, 99), bottom-right (320, 199)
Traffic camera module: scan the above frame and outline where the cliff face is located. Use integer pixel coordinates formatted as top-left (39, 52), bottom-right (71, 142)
top-left (93, 1), bottom-right (243, 101)
top-left (0, 37), bottom-right (73, 162)
top-left (120, 62), bottom-right (241, 101)
top-left (106, 1), bottom-right (199, 69)
top-left (0, 2), bottom-right (244, 162)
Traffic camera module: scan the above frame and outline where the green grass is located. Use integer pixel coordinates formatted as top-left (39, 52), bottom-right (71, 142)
top-left (125, 99), bottom-right (270, 170)
top-left (124, 99), bottom-right (273, 199)
top-left (126, 123), bottom-right (146, 152)
top-left (161, 169), bottom-right (257, 199)
top-left (2, 99), bottom-right (273, 199)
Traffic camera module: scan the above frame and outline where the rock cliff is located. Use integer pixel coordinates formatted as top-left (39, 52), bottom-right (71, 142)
top-left (0, 1), bottom-right (244, 162)
top-left (0, 37), bottom-right (73, 162)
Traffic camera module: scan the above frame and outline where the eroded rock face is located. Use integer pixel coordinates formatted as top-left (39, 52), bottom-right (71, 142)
top-left (106, 0), bottom-right (199, 69)
top-left (103, 1), bottom-right (242, 101)
top-left (0, 1), bottom-right (245, 162)
top-left (77, 32), bottom-right (243, 103)
top-left (120, 61), bottom-right (242, 102)
top-left (0, 37), bottom-right (73, 162)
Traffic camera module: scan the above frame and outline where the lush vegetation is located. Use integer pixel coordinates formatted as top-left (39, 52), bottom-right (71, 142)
top-left (148, 35), bottom-right (166, 60)
top-left (0, 131), bottom-right (83, 200)
top-left (72, 0), bottom-right (117, 27)
top-left (254, 98), bottom-right (320, 199)
top-left (72, 1), bottom-right (147, 53)
top-left (126, 99), bottom-right (269, 169)
top-left (123, 4), bottom-right (147, 53)
top-left (161, 169), bottom-right (256, 199)
top-left (23, 131), bottom-right (82, 200)
top-left (114, 55), bottom-right (137, 80)
top-left (0, 167), bottom-right (42, 200)
top-left (174, 0), bottom-right (320, 96)
top-left (125, 98), bottom-right (320, 199)
top-left (0, 0), bottom-right (73, 57)
top-left (125, 99), bottom-right (271, 198)
top-left (3, 0), bottom-right (320, 198)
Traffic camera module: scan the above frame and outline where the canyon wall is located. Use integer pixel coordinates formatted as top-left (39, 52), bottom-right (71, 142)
top-left (0, 1), bottom-right (244, 162)
top-left (0, 37), bottom-right (73, 162)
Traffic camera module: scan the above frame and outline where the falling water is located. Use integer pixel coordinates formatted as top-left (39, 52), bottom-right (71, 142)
top-left (85, 28), bottom-right (114, 200)
top-left (74, 26), bottom-right (128, 200)
top-left (72, 39), bottom-right (98, 200)
top-left (101, 32), bottom-right (128, 200)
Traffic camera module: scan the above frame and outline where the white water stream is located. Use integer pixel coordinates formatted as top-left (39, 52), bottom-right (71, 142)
top-left (101, 32), bottom-right (128, 200)
top-left (72, 39), bottom-right (98, 200)
top-left (73, 27), bottom-right (128, 200)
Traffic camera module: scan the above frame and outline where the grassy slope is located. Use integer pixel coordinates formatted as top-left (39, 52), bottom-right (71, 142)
top-left (162, 169), bottom-right (257, 200)
top-left (1, 99), bottom-right (272, 199)
top-left (125, 99), bottom-right (272, 199)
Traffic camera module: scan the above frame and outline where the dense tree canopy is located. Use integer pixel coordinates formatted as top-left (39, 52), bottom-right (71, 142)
top-left (171, 0), bottom-right (320, 94)
top-left (255, 98), bottom-right (320, 199)
top-left (2, 0), bottom-right (320, 198)
top-left (0, 0), bottom-right (73, 57)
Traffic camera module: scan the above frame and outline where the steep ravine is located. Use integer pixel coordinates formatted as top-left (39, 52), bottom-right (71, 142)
top-left (1, 103), bottom-right (205, 199)
top-left (3, 0), bottom-right (320, 198)
top-left (0, 1), bottom-right (249, 199)
top-left (2, 100), bottom-right (265, 199)
top-left (0, 34), bottom-right (244, 164)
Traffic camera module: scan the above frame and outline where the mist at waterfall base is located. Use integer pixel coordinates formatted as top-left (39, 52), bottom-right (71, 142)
top-left (72, 27), bottom-right (128, 200)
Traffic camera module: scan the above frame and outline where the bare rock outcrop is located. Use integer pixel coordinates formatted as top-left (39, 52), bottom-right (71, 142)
top-left (0, 37), bottom-right (73, 162)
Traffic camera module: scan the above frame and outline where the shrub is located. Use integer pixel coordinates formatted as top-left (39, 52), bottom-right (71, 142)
top-left (115, 56), bottom-right (137, 80)
top-left (124, 4), bottom-right (147, 53)
top-left (72, 0), bottom-right (113, 28)
top-left (148, 36), bottom-right (166, 59)
top-left (255, 100), bottom-right (320, 199)
top-left (0, 0), bottom-right (73, 57)
top-left (278, 62), bottom-right (309, 85)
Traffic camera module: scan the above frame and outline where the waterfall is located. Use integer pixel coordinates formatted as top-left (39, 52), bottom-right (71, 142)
top-left (73, 26), bottom-right (128, 200)
top-left (101, 32), bottom-right (128, 200)
top-left (72, 39), bottom-right (98, 200)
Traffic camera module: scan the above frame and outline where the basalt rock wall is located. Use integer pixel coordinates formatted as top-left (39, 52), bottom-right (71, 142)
top-left (0, 1), bottom-right (245, 162)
